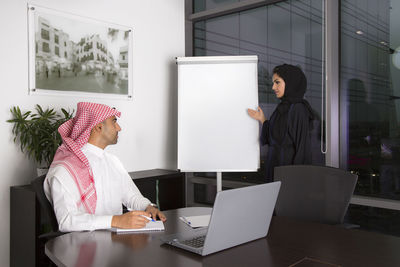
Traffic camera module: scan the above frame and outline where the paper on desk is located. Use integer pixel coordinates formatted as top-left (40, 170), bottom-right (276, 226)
top-left (180, 215), bottom-right (211, 228)
top-left (108, 220), bottom-right (165, 233)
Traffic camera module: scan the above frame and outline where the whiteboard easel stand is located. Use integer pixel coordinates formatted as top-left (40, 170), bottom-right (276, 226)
top-left (176, 56), bottom-right (259, 194)
top-left (217, 172), bottom-right (222, 192)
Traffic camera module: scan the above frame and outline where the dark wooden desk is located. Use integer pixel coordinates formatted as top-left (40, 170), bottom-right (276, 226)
top-left (45, 207), bottom-right (400, 267)
top-left (10, 169), bottom-right (184, 267)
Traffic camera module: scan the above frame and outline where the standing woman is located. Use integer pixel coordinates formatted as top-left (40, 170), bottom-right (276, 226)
top-left (248, 64), bottom-right (314, 182)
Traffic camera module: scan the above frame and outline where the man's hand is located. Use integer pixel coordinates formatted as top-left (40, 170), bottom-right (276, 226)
top-left (111, 210), bottom-right (151, 229)
top-left (145, 205), bottom-right (167, 222)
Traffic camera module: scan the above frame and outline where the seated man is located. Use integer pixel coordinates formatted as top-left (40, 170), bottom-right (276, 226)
top-left (44, 102), bottom-right (166, 232)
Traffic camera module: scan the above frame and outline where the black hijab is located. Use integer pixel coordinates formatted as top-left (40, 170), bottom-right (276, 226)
top-left (271, 64), bottom-right (314, 143)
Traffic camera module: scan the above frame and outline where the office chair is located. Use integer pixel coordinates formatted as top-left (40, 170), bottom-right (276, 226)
top-left (273, 165), bottom-right (358, 225)
top-left (31, 175), bottom-right (65, 267)
top-left (31, 175), bottom-right (64, 239)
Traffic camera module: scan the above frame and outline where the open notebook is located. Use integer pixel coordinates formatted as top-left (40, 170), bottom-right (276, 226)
top-left (109, 220), bottom-right (165, 233)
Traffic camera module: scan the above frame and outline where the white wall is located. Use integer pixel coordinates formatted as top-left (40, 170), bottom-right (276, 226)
top-left (0, 0), bottom-right (184, 265)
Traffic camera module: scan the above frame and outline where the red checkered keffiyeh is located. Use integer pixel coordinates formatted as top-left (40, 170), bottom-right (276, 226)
top-left (51, 102), bottom-right (121, 214)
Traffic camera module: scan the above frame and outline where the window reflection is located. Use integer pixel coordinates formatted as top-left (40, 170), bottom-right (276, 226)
top-left (340, 0), bottom-right (400, 200)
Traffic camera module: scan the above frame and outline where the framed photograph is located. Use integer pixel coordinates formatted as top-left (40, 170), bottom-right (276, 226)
top-left (27, 4), bottom-right (133, 99)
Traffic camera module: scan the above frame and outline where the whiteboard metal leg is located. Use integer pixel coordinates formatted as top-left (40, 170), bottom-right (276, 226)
top-left (217, 172), bottom-right (222, 192)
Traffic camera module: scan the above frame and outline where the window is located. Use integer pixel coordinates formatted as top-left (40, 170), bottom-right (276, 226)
top-left (55, 34), bottom-right (59, 44)
top-left (55, 46), bottom-right (59, 56)
top-left (192, 0), bottom-right (326, 183)
top-left (64, 51), bottom-right (67, 58)
top-left (42, 42), bottom-right (50, 53)
top-left (41, 29), bottom-right (49, 40)
top-left (194, 0), bottom-right (239, 12)
top-left (340, 0), bottom-right (399, 200)
top-left (186, 0), bottom-right (400, 237)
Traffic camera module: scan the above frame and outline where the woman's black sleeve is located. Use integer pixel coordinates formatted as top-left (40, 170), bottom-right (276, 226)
top-left (260, 120), bottom-right (270, 146)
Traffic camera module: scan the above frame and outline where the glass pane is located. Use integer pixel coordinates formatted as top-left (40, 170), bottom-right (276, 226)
top-left (194, 0), bottom-right (240, 13)
top-left (193, 0), bottom-right (325, 185)
top-left (340, 0), bottom-right (400, 200)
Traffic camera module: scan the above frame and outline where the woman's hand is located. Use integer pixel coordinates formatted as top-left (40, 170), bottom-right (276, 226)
top-left (247, 107), bottom-right (266, 123)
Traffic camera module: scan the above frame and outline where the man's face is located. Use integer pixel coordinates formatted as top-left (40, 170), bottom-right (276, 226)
top-left (101, 116), bottom-right (121, 145)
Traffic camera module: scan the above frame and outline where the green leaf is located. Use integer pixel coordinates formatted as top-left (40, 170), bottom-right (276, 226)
top-left (6, 105), bottom-right (75, 167)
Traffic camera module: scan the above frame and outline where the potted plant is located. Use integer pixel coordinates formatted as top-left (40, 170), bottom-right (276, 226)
top-left (7, 104), bottom-right (74, 175)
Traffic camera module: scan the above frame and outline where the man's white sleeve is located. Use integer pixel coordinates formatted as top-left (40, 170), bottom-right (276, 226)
top-left (112, 157), bottom-right (151, 211)
top-left (121, 172), bottom-right (151, 211)
top-left (44, 167), bottom-right (113, 232)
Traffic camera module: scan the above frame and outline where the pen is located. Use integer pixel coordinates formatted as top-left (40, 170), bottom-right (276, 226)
top-left (141, 215), bottom-right (155, 222)
top-left (180, 216), bottom-right (191, 225)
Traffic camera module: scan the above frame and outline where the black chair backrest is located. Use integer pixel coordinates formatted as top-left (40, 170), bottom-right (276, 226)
top-left (31, 175), bottom-right (59, 232)
top-left (274, 165), bottom-right (358, 225)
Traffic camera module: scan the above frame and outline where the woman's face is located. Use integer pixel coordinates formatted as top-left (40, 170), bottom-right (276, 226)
top-left (272, 73), bottom-right (285, 99)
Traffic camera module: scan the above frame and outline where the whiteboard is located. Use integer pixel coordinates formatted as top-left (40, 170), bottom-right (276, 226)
top-left (177, 56), bottom-right (260, 172)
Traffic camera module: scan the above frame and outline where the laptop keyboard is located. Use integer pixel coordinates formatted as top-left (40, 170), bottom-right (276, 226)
top-left (180, 235), bottom-right (206, 248)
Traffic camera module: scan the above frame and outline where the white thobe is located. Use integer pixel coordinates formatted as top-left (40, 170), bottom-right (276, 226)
top-left (44, 143), bottom-right (151, 232)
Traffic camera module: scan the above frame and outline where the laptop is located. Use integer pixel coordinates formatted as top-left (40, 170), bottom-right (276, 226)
top-left (161, 181), bottom-right (281, 256)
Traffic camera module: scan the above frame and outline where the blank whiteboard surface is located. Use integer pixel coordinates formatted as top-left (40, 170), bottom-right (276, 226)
top-left (177, 56), bottom-right (259, 172)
